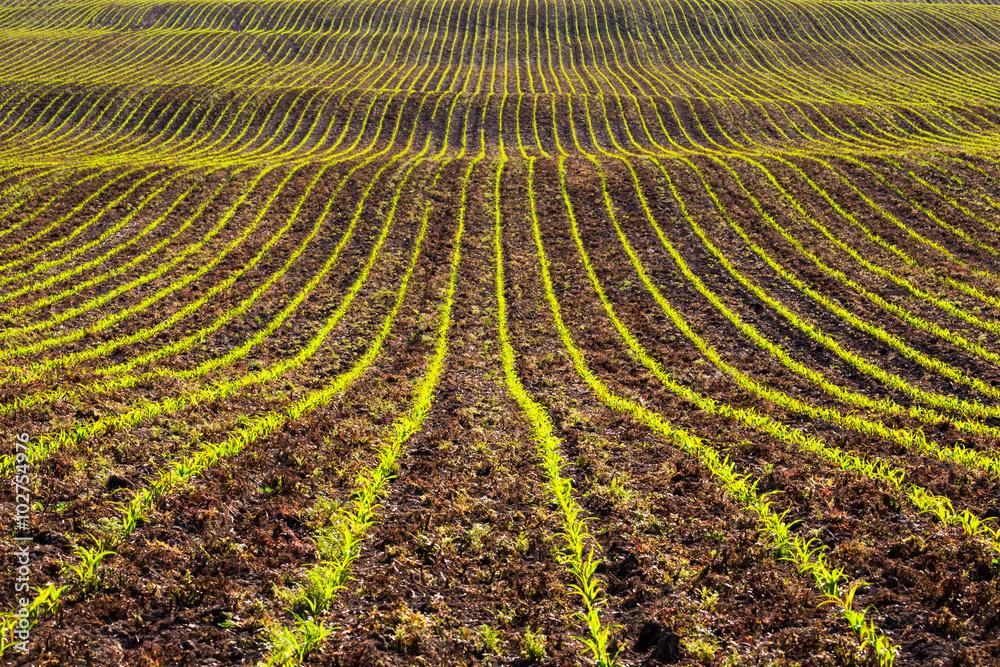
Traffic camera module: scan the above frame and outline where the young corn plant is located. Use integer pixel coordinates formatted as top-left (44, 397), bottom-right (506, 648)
top-left (62, 537), bottom-right (114, 596)
top-left (263, 614), bottom-right (334, 667)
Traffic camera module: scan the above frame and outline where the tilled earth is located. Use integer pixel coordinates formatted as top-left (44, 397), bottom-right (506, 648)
top-left (1, 154), bottom-right (1000, 667)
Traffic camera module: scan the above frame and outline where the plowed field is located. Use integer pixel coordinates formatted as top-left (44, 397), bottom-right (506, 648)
top-left (4, 0), bottom-right (1000, 665)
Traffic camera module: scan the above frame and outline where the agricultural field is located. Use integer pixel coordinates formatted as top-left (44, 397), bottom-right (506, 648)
top-left (4, 0), bottom-right (1000, 665)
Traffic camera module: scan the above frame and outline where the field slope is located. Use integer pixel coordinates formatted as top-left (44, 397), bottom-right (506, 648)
top-left (3, 0), bottom-right (1000, 665)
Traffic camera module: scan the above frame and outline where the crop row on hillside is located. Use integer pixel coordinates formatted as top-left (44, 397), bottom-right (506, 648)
top-left (3, 0), bottom-right (1000, 666)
